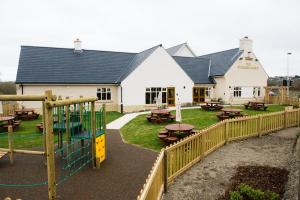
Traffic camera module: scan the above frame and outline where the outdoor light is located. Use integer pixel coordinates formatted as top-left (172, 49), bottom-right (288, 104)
top-left (183, 86), bottom-right (186, 89)
top-left (229, 86), bottom-right (231, 89)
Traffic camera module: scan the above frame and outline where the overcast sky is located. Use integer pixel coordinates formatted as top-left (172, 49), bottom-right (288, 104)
top-left (0, 0), bottom-right (299, 81)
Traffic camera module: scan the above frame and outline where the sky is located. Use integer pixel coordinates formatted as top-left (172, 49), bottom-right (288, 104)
top-left (0, 0), bottom-right (299, 81)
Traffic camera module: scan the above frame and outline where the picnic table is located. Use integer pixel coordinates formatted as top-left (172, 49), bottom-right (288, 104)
top-left (15, 108), bottom-right (39, 121)
top-left (158, 123), bottom-right (195, 144)
top-left (216, 108), bottom-right (245, 121)
top-left (0, 116), bottom-right (15, 125)
top-left (146, 109), bottom-right (175, 124)
top-left (244, 101), bottom-right (268, 111)
top-left (0, 116), bottom-right (21, 131)
top-left (201, 102), bottom-right (223, 111)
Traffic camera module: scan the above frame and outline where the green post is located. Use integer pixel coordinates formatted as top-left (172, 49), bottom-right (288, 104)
top-left (91, 101), bottom-right (97, 169)
top-left (103, 104), bottom-right (106, 132)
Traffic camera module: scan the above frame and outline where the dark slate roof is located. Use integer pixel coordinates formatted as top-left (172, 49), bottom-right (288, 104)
top-left (166, 43), bottom-right (186, 56)
top-left (198, 48), bottom-right (243, 76)
top-left (16, 45), bottom-right (160, 84)
top-left (173, 56), bottom-right (213, 84)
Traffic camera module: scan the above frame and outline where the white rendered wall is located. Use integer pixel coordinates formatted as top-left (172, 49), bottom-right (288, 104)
top-left (16, 84), bottom-right (119, 111)
top-left (223, 52), bottom-right (268, 103)
top-left (121, 47), bottom-right (194, 106)
top-left (213, 77), bottom-right (227, 101)
top-left (174, 45), bottom-right (195, 57)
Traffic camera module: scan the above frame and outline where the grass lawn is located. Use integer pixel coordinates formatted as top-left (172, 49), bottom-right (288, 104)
top-left (0, 117), bottom-right (43, 149)
top-left (121, 105), bottom-right (286, 151)
top-left (106, 111), bottom-right (124, 124)
top-left (0, 111), bottom-right (123, 149)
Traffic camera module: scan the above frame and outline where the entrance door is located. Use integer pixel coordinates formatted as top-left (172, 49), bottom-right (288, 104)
top-left (167, 87), bottom-right (175, 106)
top-left (193, 87), bottom-right (205, 103)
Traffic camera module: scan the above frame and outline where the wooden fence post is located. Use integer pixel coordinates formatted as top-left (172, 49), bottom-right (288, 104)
top-left (284, 110), bottom-right (288, 129)
top-left (45, 90), bottom-right (56, 200)
top-left (42, 101), bottom-right (47, 165)
top-left (8, 126), bottom-right (13, 164)
top-left (258, 115), bottom-right (262, 137)
top-left (200, 132), bottom-right (206, 158)
top-left (225, 120), bottom-right (229, 144)
top-left (163, 149), bottom-right (168, 193)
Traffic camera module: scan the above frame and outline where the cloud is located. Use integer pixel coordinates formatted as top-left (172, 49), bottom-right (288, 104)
top-left (0, 0), bottom-right (299, 81)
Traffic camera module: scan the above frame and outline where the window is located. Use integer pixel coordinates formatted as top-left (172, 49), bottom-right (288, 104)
top-left (205, 87), bottom-right (212, 98)
top-left (253, 87), bottom-right (261, 97)
top-left (145, 87), bottom-right (167, 104)
top-left (97, 88), bottom-right (111, 101)
top-left (233, 87), bottom-right (242, 97)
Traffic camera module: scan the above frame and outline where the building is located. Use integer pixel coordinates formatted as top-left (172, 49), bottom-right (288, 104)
top-left (16, 37), bottom-right (268, 112)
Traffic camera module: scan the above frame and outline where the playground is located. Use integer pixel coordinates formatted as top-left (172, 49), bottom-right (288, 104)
top-left (0, 129), bottom-right (157, 200)
top-left (0, 91), bottom-right (156, 200)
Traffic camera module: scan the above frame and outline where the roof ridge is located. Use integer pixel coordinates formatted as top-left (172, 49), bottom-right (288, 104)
top-left (21, 45), bottom-right (137, 55)
top-left (172, 55), bottom-right (210, 61)
top-left (199, 48), bottom-right (239, 57)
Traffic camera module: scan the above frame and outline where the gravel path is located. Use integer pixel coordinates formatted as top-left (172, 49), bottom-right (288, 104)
top-left (163, 127), bottom-right (300, 200)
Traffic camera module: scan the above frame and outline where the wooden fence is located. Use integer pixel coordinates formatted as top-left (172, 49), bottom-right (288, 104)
top-left (1, 101), bottom-right (19, 116)
top-left (268, 95), bottom-right (300, 108)
top-left (137, 108), bottom-right (300, 200)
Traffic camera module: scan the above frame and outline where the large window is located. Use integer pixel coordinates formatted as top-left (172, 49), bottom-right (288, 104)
top-left (253, 87), bottom-right (261, 97)
top-left (233, 87), bottom-right (242, 97)
top-left (205, 87), bottom-right (212, 98)
top-left (145, 87), bottom-right (166, 104)
top-left (97, 88), bottom-right (111, 101)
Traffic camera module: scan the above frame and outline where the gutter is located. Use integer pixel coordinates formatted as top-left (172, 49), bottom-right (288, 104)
top-left (21, 83), bottom-right (24, 95)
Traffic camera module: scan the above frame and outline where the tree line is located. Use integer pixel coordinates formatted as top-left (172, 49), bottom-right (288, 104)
top-left (0, 81), bottom-right (16, 94)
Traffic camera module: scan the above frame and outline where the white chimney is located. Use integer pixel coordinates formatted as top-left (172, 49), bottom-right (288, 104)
top-left (239, 36), bottom-right (253, 52)
top-left (74, 38), bottom-right (83, 53)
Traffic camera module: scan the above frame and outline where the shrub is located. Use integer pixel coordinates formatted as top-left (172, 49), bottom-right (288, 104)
top-left (229, 191), bottom-right (243, 200)
top-left (239, 183), bottom-right (264, 200)
top-left (229, 183), bottom-right (280, 200)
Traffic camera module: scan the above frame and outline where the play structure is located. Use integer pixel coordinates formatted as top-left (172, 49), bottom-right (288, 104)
top-left (0, 90), bottom-right (106, 200)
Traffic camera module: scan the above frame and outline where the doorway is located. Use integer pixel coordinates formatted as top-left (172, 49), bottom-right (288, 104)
top-left (193, 87), bottom-right (205, 103)
top-left (167, 87), bottom-right (175, 106)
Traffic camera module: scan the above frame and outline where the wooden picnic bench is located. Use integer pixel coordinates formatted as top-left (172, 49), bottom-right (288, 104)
top-left (201, 102), bottom-right (223, 111)
top-left (146, 109), bottom-right (175, 124)
top-left (244, 101), bottom-right (268, 111)
top-left (216, 108), bottom-right (246, 121)
top-left (158, 123), bottom-right (195, 145)
top-left (0, 116), bottom-right (21, 131)
top-left (15, 109), bottom-right (39, 121)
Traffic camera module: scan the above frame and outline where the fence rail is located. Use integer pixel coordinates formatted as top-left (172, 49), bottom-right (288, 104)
top-left (268, 95), bottom-right (300, 108)
top-left (137, 108), bottom-right (300, 200)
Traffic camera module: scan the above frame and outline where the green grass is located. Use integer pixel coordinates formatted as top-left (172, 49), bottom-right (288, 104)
top-left (106, 111), bottom-right (124, 124)
top-left (121, 105), bottom-right (286, 151)
top-left (0, 111), bottom-right (123, 149)
top-left (0, 117), bottom-right (43, 149)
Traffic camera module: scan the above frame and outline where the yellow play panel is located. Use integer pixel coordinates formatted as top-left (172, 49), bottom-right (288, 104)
top-left (95, 134), bottom-right (106, 163)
